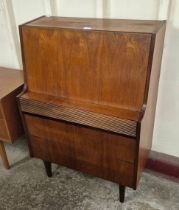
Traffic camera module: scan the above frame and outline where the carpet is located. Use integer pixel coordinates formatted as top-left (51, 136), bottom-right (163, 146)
top-left (0, 138), bottom-right (179, 210)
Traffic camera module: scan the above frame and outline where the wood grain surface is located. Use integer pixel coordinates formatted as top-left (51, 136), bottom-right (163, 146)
top-left (0, 67), bottom-right (24, 143)
top-left (21, 26), bottom-right (151, 111)
top-left (26, 16), bottom-right (165, 33)
top-left (19, 95), bottom-right (137, 137)
top-left (0, 67), bottom-right (23, 98)
top-left (18, 17), bottom-right (166, 198)
top-left (25, 114), bottom-right (135, 187)
top-left (0, 67), bottom-right (24, 169)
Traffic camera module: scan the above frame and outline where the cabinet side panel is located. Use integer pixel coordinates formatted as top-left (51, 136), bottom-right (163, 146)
top-left (1, 87), bottom-right (24, 143)
top-left (136, 24), bottom-right (166, 186)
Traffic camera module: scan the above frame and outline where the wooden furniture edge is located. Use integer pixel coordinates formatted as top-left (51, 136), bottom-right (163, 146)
top-left (133, 23), bottom-right (166, 188)
top-left (0, 141), bottom-right (10, 169)
top-left (18, 17), bottom-right (46, 87)
top-left (1, 85), bottom-right (24, 143)
top-left (19, 96), bottom-right (137, 138)
top-left (17, 85), bottom-right (33, 157)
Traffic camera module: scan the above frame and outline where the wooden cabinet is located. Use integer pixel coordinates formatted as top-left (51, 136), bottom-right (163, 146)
top-left (18, 17), bottom-right (166, 202)
top-left (25, 114), bottom-right (135, 187)
top-left (0, 67), bottom-right (24, 169)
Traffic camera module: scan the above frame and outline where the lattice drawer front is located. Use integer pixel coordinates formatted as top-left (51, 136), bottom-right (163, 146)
top-left (20, 97), bottom-right (137, 137)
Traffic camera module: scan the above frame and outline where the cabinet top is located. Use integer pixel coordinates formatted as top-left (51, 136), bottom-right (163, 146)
top-left (24, 16), bottom-right (166, 34)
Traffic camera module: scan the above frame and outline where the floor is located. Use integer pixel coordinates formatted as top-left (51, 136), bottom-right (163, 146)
top-left (0, 138), bottom-right (179, 210)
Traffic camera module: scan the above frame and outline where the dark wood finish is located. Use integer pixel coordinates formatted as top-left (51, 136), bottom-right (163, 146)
top-left (0, 119), bottom-right (9, 140)
top-left (20, 93), bottom-right (137, 137)
top-left (0, 67), bottom-right (24, 168)
top-left (147, 151), bottom-right (179, 179)
top-left (21, 26), bottom-right (151, 111)
top-left (43, 160), bottom-right (52, 177)
top-left (0, 67), bottom-right (23, 99)
top-left (0, 141), bottom-right (9, 169)
top-left (18, 17), bottom-right (166, 202)
top-left (135, 23), bottom-right (166, 186)
top-left (119, 185), bottom-right (126, 203)
top-left (20, 92), bottom-right (140, 120)
top-left (25, 114), bottom-right (135, 187)
top-left (26, 17), bottom-right (164, 33)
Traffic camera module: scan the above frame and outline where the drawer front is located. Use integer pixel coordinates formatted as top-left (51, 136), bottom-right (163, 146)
top-left (0, 119), bottom-right (9, 141)
top-left (25, 114), bottom-right (136, 187)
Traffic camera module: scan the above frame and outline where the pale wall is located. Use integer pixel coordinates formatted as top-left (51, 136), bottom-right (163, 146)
top-left (0, 1), bottom-right (18, 68)
top-left (0, 0), bottom-right (178, 157)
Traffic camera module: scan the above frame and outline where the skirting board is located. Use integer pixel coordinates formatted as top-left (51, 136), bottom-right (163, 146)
top-left (146, 151), bottom-right (179, 179)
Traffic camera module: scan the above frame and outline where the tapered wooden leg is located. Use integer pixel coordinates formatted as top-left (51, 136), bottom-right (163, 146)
top-left (119, 185), bottom-right (125, 203)
top-left (0, 141), bottom-right (10, 169)
top-left (43, 160), bottom-right (52, 177)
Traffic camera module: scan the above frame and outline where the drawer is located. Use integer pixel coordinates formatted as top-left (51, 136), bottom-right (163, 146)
top-left (0, 119), bottom-right (9, 141)
top-left (25, 114), bottom-right (136, 163)
top-left (25, 114), bottom-right (136, 187)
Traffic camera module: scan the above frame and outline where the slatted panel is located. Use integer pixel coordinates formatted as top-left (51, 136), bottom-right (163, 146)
top-left (19, 97), bottom-right (137, 137)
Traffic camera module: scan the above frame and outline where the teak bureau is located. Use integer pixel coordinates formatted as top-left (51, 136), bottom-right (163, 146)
top-left (18, 17), bottom-right (166, 202)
